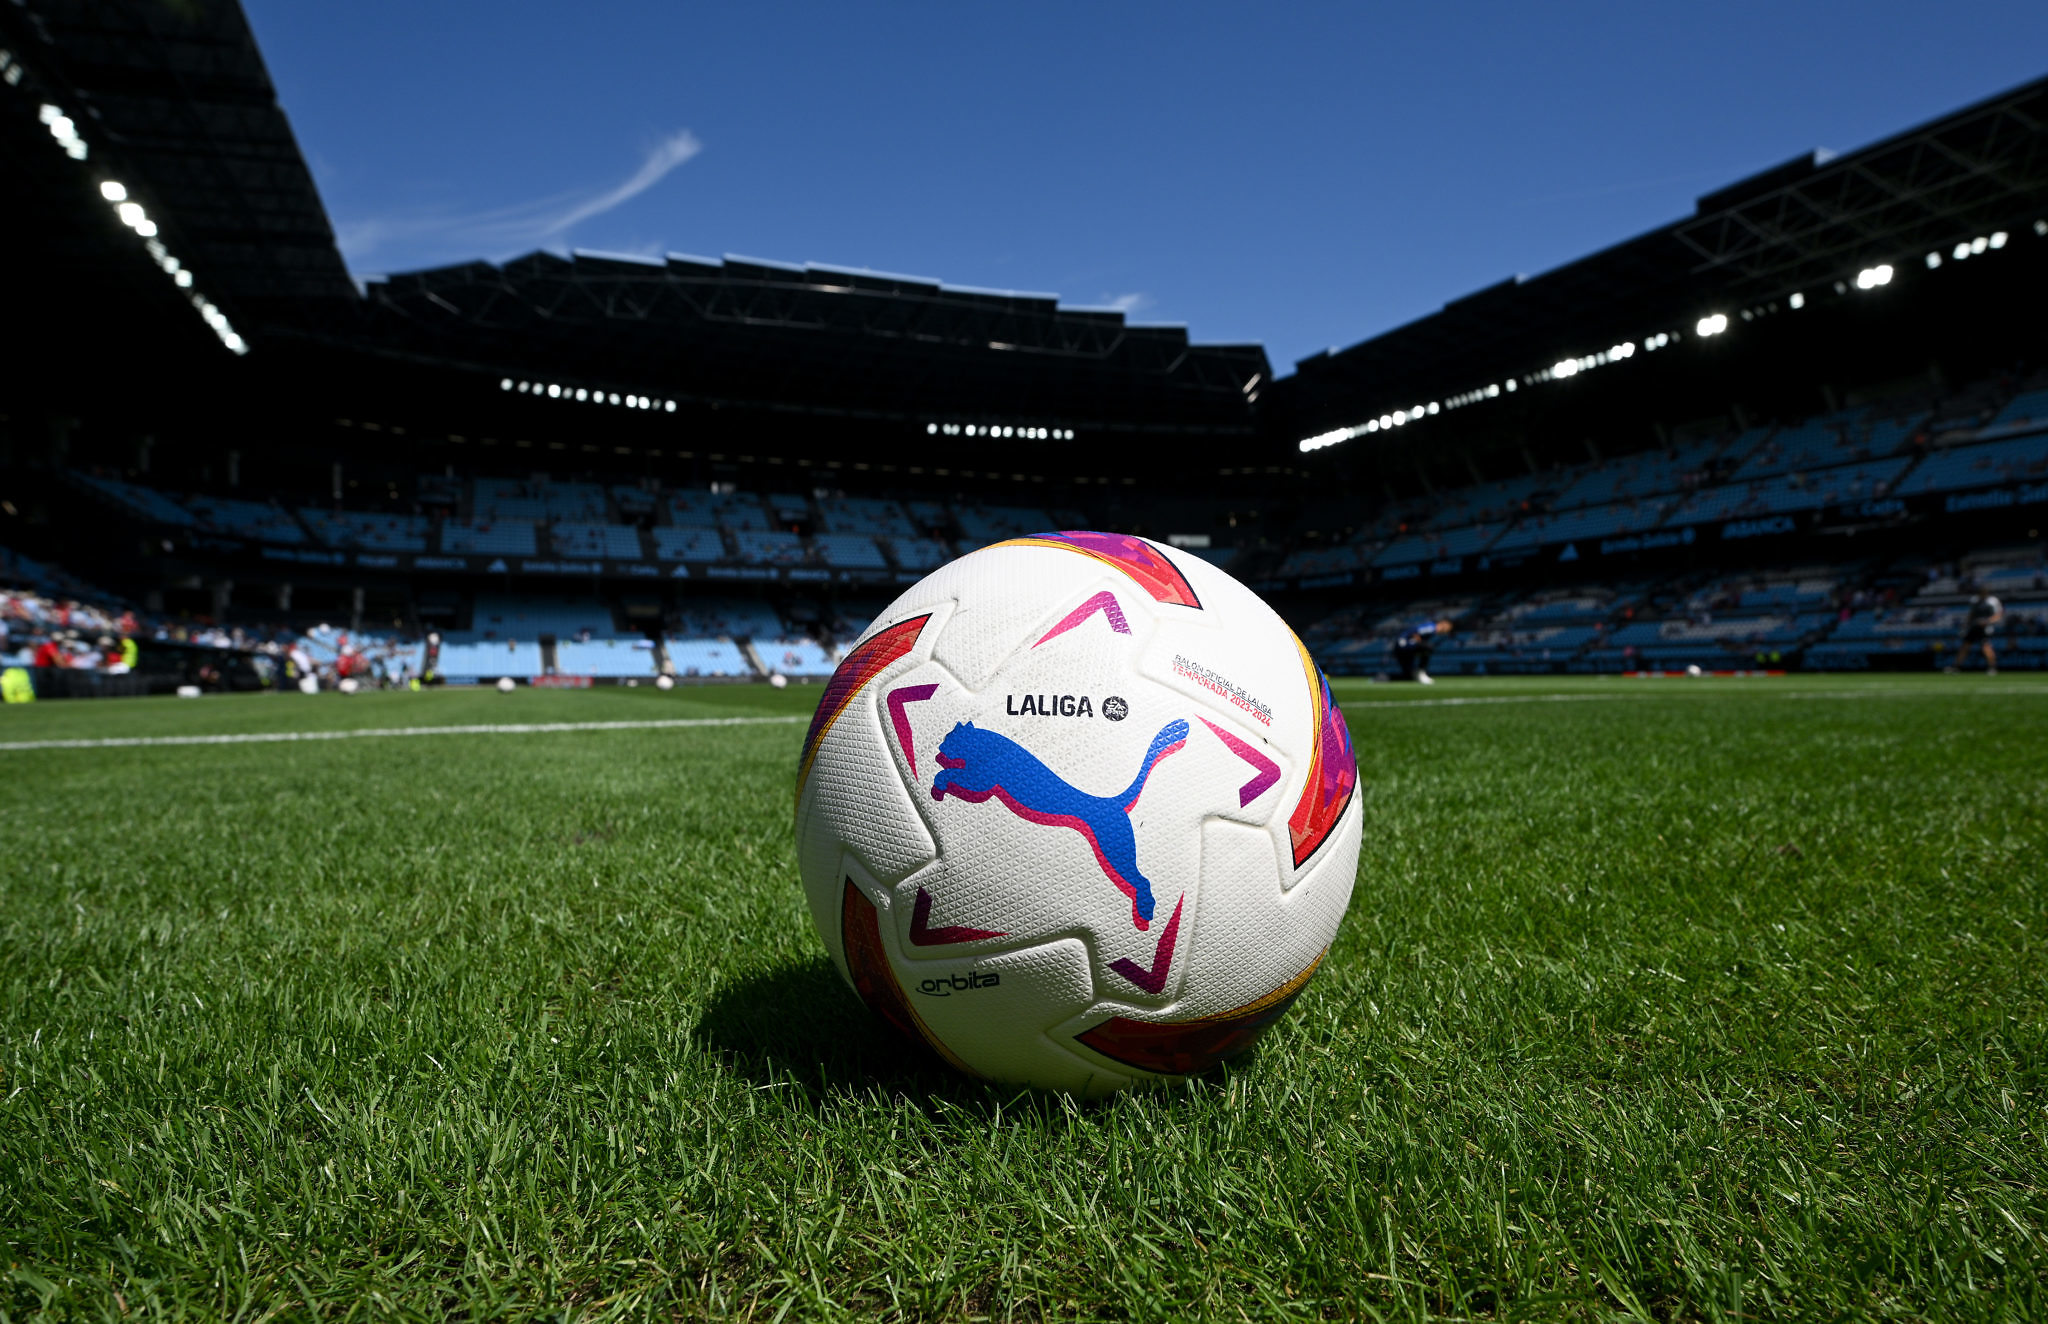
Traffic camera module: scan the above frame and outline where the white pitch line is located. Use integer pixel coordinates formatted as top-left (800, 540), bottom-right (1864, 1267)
top-left (0, 714), bottom-right (809, 753)
top-left (1343, 693), bottom-right (1633, 710)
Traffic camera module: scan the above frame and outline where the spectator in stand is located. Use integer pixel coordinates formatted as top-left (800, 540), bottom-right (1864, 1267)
top-left (33, 632), bottom-right (63, 669)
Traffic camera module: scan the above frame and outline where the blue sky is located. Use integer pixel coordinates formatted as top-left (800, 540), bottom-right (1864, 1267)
top-left (246, 2), bottom-right (2046, 374)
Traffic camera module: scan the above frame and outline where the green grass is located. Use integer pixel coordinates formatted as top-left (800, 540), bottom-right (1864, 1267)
top-left (2, 675), bottom-right (2045, 1321)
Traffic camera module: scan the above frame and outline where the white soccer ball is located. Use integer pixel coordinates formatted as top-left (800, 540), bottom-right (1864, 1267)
top-left (496, 676), bottom-right (516, 693)
top-left (297, 675), bottom-right (319, 696)
top-left (655, 674), bottom-right (675, 691)
top-left (1686, 664), bottom-right (1703, 677)
top-left (770, 672), bottom-right (789, 690)
top-left (337, 678), bottom-right (359, 695)
top-left (794, 531), bottom-right (1361, 1094)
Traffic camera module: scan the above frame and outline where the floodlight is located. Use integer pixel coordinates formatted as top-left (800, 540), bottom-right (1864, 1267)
top-left (116, 201), bottom-right (144, 227)
top-left (1925, 252), bottom-right (1941, 268)
top-left (1696, 313), bottom-right (1728, 337)
top-left (100, 181), bottom-right (126, 201)
top-left (1954, 242), bottom-right (1971, 260)
top-left (1970, 236), bottom-right (1987, 254)
top-left (1854, 264), bottom-right (1892, 289)
top-left (174, 270), bottom-right (192, 288)
top-left (1990, 231), bottom-right (2008, 249)
top-left (500, 378), bottom-right (512, 390)
top-left (1787, 294), bottom-right (1804, 310)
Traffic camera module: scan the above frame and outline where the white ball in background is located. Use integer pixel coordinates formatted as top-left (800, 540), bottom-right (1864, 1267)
top-left (176, 684), bottom-right (202, 699)
top-left (337, 678), bottom-right (359, 695)
top-left (497, 676), bottom-right (516, 693)
top-left (298, 675), bottom-right (319, 696)
top-left (625, 678), bottom-right (638, 688)
top-left (794, 531), bottom-right (1361, 1095)
top-left (769, 672), bottom-right (789, 690)
top-left (655, 674), bottom-right (675, 691)
top-left (1686, 664), bottom-right (1703, 677)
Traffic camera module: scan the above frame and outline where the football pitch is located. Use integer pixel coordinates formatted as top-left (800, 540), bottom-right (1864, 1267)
top-left (2, 675), bottom-right (2043, 1321)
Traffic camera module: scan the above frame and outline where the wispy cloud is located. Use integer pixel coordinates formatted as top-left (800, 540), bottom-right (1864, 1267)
top-left (336, 129), bottom-right (702, 271)
top-left (1102, 292), bottom-right (1152, 314)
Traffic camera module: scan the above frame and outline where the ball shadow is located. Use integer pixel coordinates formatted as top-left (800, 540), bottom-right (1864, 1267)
top-left (695, 955), bottom-right (1260, 1112)
top-left (695, 956), bottom-right (976, 1102)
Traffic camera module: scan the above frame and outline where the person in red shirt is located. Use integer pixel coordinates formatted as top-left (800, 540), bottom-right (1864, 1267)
top-left (32, 635), bottom-right (64, 668)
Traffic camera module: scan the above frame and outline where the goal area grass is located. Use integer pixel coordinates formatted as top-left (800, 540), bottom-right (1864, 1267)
top-left (2, 675), bottom-right (2043, 1320)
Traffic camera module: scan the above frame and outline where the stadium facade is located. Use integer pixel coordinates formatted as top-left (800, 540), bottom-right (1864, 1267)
top-left (2, 0), bottom-right (2045, 687)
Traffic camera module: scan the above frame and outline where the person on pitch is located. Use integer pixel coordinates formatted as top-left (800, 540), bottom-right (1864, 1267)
top-left (1392, 617), bottom-right (1452, 684)
top-left (1946, 591), bottom-right (2003, 675)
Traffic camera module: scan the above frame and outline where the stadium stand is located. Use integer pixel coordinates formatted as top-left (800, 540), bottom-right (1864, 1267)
top-left (1895, 434), bottom-right (2048, 495)
top-left (548, 523), bottom-right (643, 559)
top-left (299, 509), bottom-right (430, 551)
top-left (675, 598), bottom-right (782, 639)
top-left (553, 637), bottom-right (659, 677)
top-left (956, 505), bottom-right (1052, 545)
top-left (731, 529), bottom-right (807, 566)
top-left (72, 475), bottom-right (197, 526)
top-left (440, 519), bottom-right (538, 556)
top-left (651, 526), bottom-right (726, 562)
top-left (756, 637), bottom-right (837, 677)
top-left (812, 533), bottom-right (888, 569)
top-left (818, 496), bottom-right (917, 538)
top-left (183, 495), bottom-right (307, 545)
top-left (885, 537), bottom-right (953, 571)
top-left (1373, 522), bottom-right (1504, 565)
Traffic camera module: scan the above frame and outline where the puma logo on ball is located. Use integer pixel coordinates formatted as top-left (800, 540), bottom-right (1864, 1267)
top-left (930, 719), bottom-right (1188, 930)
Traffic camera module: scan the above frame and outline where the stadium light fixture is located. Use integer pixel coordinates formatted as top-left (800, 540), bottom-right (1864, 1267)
top-left (1990, 231), bottom-right (2008, 249)
top-left (1788, 293), bottom-right (1805, 309)
top-left (1925, 252), bottom-right (1941, 269)
top-left (500, 378), bottom-right (512, 390)
top-left (1854, 264), bottom-right (1893, 290)
top-left (1696, 313), bottom-right (1728, 337)
top-left (46, 101), bottom-right (247, 354)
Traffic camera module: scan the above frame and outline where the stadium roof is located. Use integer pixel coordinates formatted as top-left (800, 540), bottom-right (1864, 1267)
top-left (338, 250), bottom-right (1268, 434)
top-left (0, 0), bottom-right (355, 339)
top-left (1280, 74), bottom-right (2048, 449)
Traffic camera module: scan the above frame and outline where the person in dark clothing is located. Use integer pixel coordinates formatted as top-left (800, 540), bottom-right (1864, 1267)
top-left (1391, 618), bottom-right (1452, 683)
top-left (1946, 593), bottom-right (2004, 675)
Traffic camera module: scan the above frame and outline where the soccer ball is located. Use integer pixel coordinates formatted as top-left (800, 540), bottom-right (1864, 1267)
top-left (770, 672), bottom-right (789, 690)
top-left (794, 531), bottom-right (1361, 1094)
top-left (656, 674), bottom-right (675, 691)
top-left (1685, 664), bottom-right (1703, 677)
top-left (496, 676), bottom-right (516, 693)
top-left (337, 678), bottom-right (359, 696)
